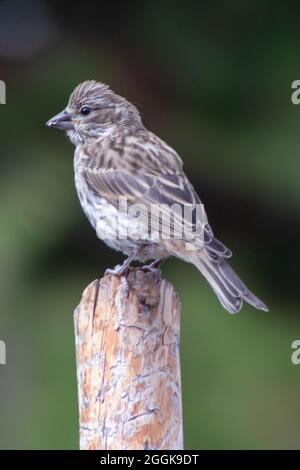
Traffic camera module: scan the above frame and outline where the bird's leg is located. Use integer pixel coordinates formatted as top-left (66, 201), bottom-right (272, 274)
top-left (105, 250), bottom-right (139, 276)
top-left (141, 258), bottom-right (165, 274)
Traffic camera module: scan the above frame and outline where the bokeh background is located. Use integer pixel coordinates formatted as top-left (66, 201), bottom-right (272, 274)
top-left (0, 0), bottom-right (299, 449)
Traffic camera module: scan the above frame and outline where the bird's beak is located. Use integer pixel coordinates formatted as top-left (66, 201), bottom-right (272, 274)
top-left (46, 110), bottom-right (74, 130)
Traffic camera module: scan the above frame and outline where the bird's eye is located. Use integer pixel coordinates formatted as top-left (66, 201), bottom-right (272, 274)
top-left (80, 106), bottom-right (91, 115)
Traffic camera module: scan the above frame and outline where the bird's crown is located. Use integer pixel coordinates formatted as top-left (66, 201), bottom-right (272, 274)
top-left (69, 80), bottom-right (111, 108)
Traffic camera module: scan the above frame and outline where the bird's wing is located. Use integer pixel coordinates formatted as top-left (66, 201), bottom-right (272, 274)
top-left (85, 166), bottom-right (206, 245)
top-left (83, 131), bottom-right (231, 256)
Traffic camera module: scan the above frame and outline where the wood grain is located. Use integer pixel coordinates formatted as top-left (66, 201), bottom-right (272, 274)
top-left (74, 268), bottom-right (183, 450)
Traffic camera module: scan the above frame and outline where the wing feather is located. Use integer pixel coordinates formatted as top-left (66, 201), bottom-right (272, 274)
top-left (82, 131), bottom-right (231, 256)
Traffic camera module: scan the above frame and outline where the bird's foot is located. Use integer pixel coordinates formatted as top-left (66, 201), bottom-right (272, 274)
top-left (105, 264), bottom-right (130, 277)
top-left (105, 251), bottom-right (139, 277)
top-left (141, 259), bottom-right (164, 277)
top-left (105, 257), bottom-right (164, 279)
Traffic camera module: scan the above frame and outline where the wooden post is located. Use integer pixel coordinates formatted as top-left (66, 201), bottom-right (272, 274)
top-left (74, 268), bottom-right (183, 450)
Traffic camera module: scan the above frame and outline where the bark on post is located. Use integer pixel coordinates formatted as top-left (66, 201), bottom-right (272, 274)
top-left (74, 268), bottom-right (183, 450)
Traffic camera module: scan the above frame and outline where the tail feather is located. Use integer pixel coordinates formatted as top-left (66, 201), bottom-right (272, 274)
top-left (192, 250), bottom-right (268, 314)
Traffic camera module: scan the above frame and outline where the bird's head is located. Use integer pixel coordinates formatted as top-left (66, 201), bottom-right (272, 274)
top-left (46, 80), bottom-right (142, 144)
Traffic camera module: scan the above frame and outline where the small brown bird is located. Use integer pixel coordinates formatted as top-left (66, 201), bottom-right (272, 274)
top-left (46, 80), bottom-right (268, 313)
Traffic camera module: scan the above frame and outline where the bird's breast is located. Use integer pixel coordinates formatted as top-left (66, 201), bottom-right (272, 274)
top-left (73, 166), bottom-right (148, 251)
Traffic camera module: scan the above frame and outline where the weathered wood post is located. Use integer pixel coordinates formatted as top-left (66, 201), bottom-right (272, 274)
top-left (74, 268), bottom-right (183, 450)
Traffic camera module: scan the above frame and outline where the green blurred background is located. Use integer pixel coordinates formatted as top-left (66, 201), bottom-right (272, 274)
top-left (0, 0), bottom-right (299, 449)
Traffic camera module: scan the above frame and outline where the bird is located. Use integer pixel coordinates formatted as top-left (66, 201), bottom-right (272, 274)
top-left (46, 80), bottom-right (268, 313)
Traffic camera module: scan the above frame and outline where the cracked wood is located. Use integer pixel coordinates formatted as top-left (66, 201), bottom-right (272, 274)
top-left (74, 268), bottom-right (183, 450)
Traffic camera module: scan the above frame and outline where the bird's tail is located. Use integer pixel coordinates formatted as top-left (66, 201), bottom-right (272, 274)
top-left (190, 249), bottom-right (268, 313)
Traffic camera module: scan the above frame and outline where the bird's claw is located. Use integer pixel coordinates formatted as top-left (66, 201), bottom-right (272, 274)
top-left (141, 259), bottom-right (163, 279)
top-left (141, 265), bottom-right (161, 274)
top-left (105, 258), bottom-right (164, 279)
top-left (105, 264), bottom-right (130, 276)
